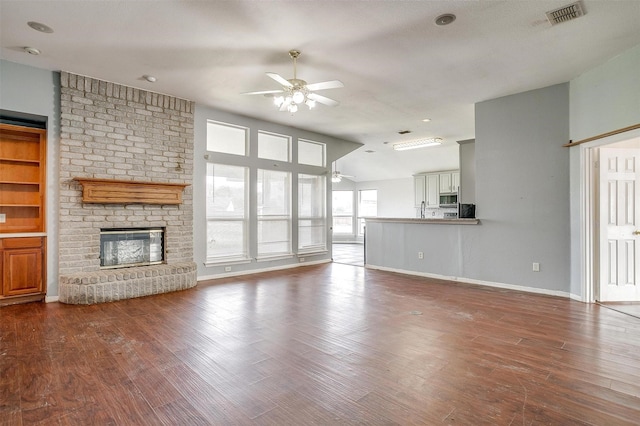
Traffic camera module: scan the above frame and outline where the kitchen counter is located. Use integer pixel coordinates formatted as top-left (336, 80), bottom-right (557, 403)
top-left (364, 217), bottom-right (479, 225)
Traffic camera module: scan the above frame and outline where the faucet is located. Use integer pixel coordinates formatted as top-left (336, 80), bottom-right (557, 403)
top-left (420, 201), bottom-right (426, 218)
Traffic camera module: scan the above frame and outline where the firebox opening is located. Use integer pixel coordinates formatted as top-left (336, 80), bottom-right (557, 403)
top-left (100, 227), bottom-right (165, 269)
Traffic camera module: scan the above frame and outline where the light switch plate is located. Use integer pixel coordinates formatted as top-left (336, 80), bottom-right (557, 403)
top-left (0, 213), bottom-right (6, 223)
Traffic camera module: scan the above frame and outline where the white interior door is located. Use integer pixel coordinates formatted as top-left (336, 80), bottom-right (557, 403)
top-left (599, 148), bottom-right (640, 301)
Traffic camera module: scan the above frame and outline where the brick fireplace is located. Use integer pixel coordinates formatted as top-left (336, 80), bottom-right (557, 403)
top-left (57, 72), bottom-right (196, 304)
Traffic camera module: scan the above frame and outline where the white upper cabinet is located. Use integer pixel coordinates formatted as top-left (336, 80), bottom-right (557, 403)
top-left (439, 171), bottom-right (460, 194)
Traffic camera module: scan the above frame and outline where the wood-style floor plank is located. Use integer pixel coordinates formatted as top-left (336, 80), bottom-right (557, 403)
top-left (2, 262), bottom-right (640, 424)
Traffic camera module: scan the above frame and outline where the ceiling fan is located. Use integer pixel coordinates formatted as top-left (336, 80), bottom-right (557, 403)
top-left (242, 50), bottom-right (344, 113)
top-left (331, 161), bottom-right (354, 183)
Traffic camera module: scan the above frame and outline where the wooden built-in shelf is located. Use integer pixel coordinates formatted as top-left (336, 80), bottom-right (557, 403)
top-left (73, 177), bottom-right (189, 205)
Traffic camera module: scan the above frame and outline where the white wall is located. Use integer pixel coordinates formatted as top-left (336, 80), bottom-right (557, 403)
top-left (569, 44), bottom-right (640, 298)
top-left (0, 60), bottom-right (60, 299)
top-left (357, 177), bottom-right (414, 218)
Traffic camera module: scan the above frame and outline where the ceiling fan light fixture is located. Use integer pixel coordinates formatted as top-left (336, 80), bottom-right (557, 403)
top-left (288, 103), bottom-right (298, 113)
top-left (331, 175), bottom-right (342, 183)
top-left (306, 99), bottom-right (316, 109)
top-left (393, 137), bottom-right (442, 151)
top-left (274, 96), bottom-right (285, 107)
top-left (292, 90), bottom-right (305, 104)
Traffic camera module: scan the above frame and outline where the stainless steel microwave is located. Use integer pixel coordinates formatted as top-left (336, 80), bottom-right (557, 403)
top-left (439, 193), bottom-right (457, 207)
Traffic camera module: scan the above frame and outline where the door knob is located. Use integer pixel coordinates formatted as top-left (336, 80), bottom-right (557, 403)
top-left (634, 230), bottom-right (640, 236)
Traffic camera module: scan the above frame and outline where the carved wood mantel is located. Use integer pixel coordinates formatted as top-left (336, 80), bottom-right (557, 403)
top-left (73, 178), bottom-right (189, 205)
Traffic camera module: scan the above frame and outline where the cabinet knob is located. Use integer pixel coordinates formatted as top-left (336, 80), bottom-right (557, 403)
top-left (633, 230), bottom-right (640, 236)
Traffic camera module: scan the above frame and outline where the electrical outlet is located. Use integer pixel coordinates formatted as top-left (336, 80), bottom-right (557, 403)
top-left (0, 213), bottom-right (5, 223)
top-left (224, 266), bottom-right (232, 272)
top-left (299, 257), bottom-right (305, 262)
top-left (532, 262), bottom-right (540, 272)
top-left (418, 251), bottom-right (424, 259)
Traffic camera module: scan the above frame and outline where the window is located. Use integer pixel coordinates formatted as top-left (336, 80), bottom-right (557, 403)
top-left (258, 131), bottom-right (291, 162)
top-left (332, 190), bottom-right (354, 234)
top-left (358, 189), bottom-right (377, 235)
top-left (299, 174), bottom-right (327, 252)
top-left (206, 163), bottom-right (249, 262)
top-left (257, 169), bottom-right (291, 257)
top-left (207, 120), bottom-right (248, 156)
top-left (298, 139), bottom-right (325, 167)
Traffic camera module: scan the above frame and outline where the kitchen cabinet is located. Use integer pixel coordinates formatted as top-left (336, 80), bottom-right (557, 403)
top-left (1, 237), bottom-right (45, 298)
top-left (414, 170), bottom-right (460, 210)
top-left (439, 171), bottom-right (460, 194)
top-left (414, 174), bottom-right (439, 208)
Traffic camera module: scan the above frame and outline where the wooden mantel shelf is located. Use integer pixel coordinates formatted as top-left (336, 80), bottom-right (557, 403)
top-left (73, 178), bottom-right (189, 205)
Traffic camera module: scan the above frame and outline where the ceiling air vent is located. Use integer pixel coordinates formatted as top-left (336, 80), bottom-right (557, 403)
top-left (546, 2), bottom-right (585, 25)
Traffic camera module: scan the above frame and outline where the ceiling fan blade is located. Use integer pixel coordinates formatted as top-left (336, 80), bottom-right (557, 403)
top-left (307, 93), bottom-right (340, 107)
top-left (241, 89), bottom-right (285, 95)
top-left (266, 72), bottom-right (293, 88)
top-left (305, 80), bottom-right (344, 91)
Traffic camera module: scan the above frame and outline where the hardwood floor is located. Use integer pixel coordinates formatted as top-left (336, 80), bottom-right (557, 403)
top-left (2, 263), bottom-right (640, 425)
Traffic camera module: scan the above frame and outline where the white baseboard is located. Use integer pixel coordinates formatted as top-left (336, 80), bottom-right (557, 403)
top-left (198, 259), bottom-right (331, 281)
top-left (45, 296), bottom-right (59, 303)
top-left (365, 264), bottom-right (575, 300)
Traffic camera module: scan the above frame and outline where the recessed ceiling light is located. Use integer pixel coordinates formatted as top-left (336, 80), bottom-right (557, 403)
top-left (24, 47), bottom-right (41, 55)
top-left (435, 14), bottom-right (456, 26)
top-left (365, 150), bottom-right (375, 153)
top-left (422, 118), bottom-right (432, 122)
top-left (398, 130), bottom-right (411, 135)
top-left (27, 21), bottom-right (54, 33)
top-left (143, 75), bottom-right (157, 83)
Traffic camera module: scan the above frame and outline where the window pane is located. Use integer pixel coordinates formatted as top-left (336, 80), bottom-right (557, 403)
top-left (207, 164), bottom-right (247, 218)
top-left (206, 163), bottom-right (248, 260)
top-left (207, 220), bottom-right (246, 259)
top-left (258, 131), bottom-right (290, 162)
top-left (258, 219), bottom-right (290, 254)
top-left (299, 174), bottom-right (326, 251)
top-left (257, 169), bottom-right (291, 256)
top-left (298, 139), bottom-right (325, 167)
top-left (333, 217), bottom-right (353, 234)
top-left (207, 120), bottom-right (248, 156)
top-left (332, 191), bottom-right (353, 215)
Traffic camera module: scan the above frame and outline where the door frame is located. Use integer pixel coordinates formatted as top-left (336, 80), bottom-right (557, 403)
top-left (580, 128), bottom-right (640, 302)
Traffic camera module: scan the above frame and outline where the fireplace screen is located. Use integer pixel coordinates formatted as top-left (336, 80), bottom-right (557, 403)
top-left (100, 228), bottom-right (164, 269)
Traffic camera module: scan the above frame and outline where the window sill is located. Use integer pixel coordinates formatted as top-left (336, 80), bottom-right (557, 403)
top-left (256, 253), bottom-right (295, 263)
top-left (298, 250), bottom-right (329, 257)
top-left (205, 257), bottom-right (252, 267)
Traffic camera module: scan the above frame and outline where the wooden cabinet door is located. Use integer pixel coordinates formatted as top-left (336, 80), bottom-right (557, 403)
top-left (2, 246), bottom-right (43, 296)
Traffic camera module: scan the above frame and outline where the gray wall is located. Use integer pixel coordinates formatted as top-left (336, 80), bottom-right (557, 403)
top-left (472, 83), bottom-right (570, 291)
top-left (194, 105), bottom-right (361, 279)
top-left (0, 60), bottom-right (60, 299)
top-left (568, 44), bottom-right (640, 297)
top-left (458, 139), bottom-right (475, 204)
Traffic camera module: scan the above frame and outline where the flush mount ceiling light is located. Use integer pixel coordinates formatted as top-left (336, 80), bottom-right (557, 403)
top-left (24, 47), bottom-right (41, 55)
top-left (392, 137), bottom-right (442, 151)
top-left (143, 75), bottom-right (157, 83)
top-left (27, 21), bottom-right (54, 33)
top-left (242, 50), bottom-right (343, 114)
top-left (435, 14), bottom-right (456, 26)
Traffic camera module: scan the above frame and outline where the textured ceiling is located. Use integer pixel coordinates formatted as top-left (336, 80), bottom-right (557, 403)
top-left (1, 1), bottom-right (639, 181)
